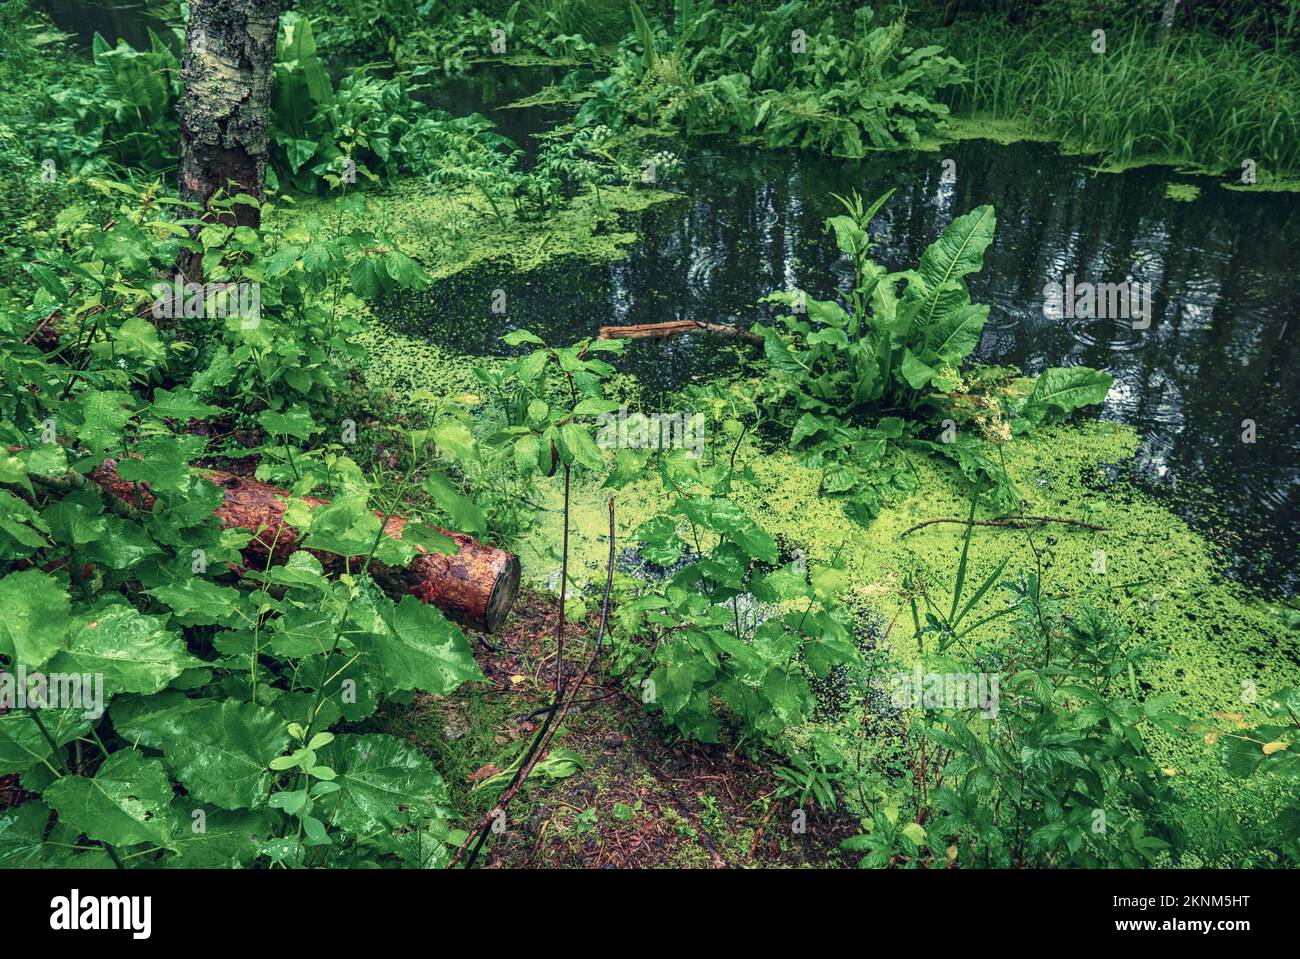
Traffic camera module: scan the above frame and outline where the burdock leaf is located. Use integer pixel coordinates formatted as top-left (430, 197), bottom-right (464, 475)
top-left (375, 596), bottom-right (486, 694)
top-left (133, 700), bottom-right (290, 810)
top-left (319, 733), bottom-right (449, 835)
top-left (146, 578), bottom-right (248, 627)
top-left (49, 605), bottom-right (203, 696)
top-left (0, 568), bottom-right (69, 669)
top-left (43, 750), bottom-right (174, 848)
top-left (0, 801), bottom-right (55, 866)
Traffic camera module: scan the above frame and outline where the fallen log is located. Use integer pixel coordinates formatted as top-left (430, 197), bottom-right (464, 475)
top-left (76, 457), bottom-right (520, 634)
top-left (596, 320), bottom-right (763, 345)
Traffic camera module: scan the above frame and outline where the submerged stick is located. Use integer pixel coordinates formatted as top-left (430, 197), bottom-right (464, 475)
top-left (597, 320), bottom-right (763, 345)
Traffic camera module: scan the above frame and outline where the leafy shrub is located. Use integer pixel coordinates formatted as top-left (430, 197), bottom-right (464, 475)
top-left (921, 600), bottom-right (1186, 868)
top-left (89, 29), bottom-right (182, 171)
top-left (525, 0), bottom-right (632, 44)
top-left (1210, 686), bottom-right (1300, 864)
top-left (840, 509), bottom-right (1186, 868)
top-left (577, 1), bottom-right (964, 158)
top-left (755, 191), bottom-right (1112, 520)
top-left (0, 176), bottom-right (491, 868)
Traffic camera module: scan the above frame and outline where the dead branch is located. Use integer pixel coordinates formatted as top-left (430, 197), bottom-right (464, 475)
top-left (900, 515), bottom-right (1107, 537)
top-left (597, 320), bottom-right (763, 345)
top-left (449, 496), bottom-right (617, 869)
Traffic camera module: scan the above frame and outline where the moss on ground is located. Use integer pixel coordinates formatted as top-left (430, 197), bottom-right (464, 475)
top-left (289, 178), bottom-right (682, 281)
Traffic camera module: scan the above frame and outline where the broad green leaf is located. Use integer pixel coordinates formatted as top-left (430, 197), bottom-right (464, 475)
top-left (267, 606), bottom-right (337, 658)
top-left (433, 421), bottom-right (477, 463)
top-left (908, 205), bottom-right (996, 329)
top-left (924, 302), bottom-right (989, 366)
top-left (558, 422), bottom-right (605, 471)
top-left (112, 316), bottom-right (166, 362)
top-left (258, 405), bottom-right (319, 440)
top-left (319, 734), bottom-right (449, 835)
top-left (43, 750), bottom-right (174, 848)
top-left (633, 515), bottom-right (685, 566)
top-left (149, 388), bottom-right (221, 421)
top-left (146, 578), bottom-right (248, 627)
top-left (164, 800), bottom-right (272, 868)
top-left (899, 349), bottom-right (937, 390)
top-left (501, 328), bottom-right (545, 347)
top-left (375, 596), bottom-right (486, 694)
top-left (134, 700), bottom-right (289, 810)
top-left (0, 569), bottom-right (69, 669)
top-left (422, 474), bottom-right (485, 536)
top-left (1028, 367), bottom-right (1114, 412)
top-left (48, 605), bottom-right (202, 697)
top-left (0, 712), bottom-right (59, 775)
top-left (349, 257), bottom-right (381, 299)
top-left (75, 390), bottom-right (134, 451)
top-left (116, 434), bottom-right (206, 492)
top-left (0, 802), bottom-right (54, 867)
top-left (383, 251), bottom-right (429, 290)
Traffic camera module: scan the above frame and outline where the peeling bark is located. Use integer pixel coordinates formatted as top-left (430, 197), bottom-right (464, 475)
top-left (177, 0), bottom-right (281, 276)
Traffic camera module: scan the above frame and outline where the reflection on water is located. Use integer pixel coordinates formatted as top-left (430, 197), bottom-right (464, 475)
top-left (387, 78), bottom-right (1300, 594)
top-left (36, 0), bottom-right (173, 48)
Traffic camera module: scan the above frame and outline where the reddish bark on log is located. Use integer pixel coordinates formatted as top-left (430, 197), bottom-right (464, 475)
top-left (88, 458), bottom-right (519, 634)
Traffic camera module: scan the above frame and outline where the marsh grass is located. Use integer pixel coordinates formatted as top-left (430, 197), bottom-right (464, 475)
top-left (941, 19), bottom-right (1300, 179)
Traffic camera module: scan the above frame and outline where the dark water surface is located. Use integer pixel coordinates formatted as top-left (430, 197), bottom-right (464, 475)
top-left (36, 0), bottom-right (172, 48)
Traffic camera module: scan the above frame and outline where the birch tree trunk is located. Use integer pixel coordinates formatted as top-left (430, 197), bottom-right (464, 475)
top-left (1159, 0), bottom-right (1182, 38)
top-left (177, 0), bottom-right (281, 267)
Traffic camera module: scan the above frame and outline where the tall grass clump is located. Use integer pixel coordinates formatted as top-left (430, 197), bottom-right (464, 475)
top-left (940, 18), bottom-right (1300, 179)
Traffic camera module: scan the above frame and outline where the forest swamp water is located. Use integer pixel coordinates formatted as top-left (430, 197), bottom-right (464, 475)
top-left (372, 107), bottom-right (1300, 597)
top-left (39, 0), bottom-right (1298, 600)
top-left (30, 4), bottom-right (1299, 861)
top-left (336, 76), bottom-right (1299, 847)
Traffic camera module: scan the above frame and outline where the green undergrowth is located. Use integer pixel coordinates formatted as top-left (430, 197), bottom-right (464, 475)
top-left (511, 412), bottom-right (1296, 865)
top-left (938, 19), bottom-right (1300, 190)
top-left (370, 592), bottom-right (848, 867)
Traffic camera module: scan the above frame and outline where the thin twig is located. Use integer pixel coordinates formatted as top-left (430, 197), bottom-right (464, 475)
top-left (512, 690), bottom-right (619, 724)
top-left (449, 497), bottom-right (617, 870)
top-left (899, 515), bottom-right (1106, 537)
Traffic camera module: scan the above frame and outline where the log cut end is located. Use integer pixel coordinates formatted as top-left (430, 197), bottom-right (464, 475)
top-left (485, 552), bottom-right (521, 635)
top-left (403, 531), bottom-right (520, 635)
